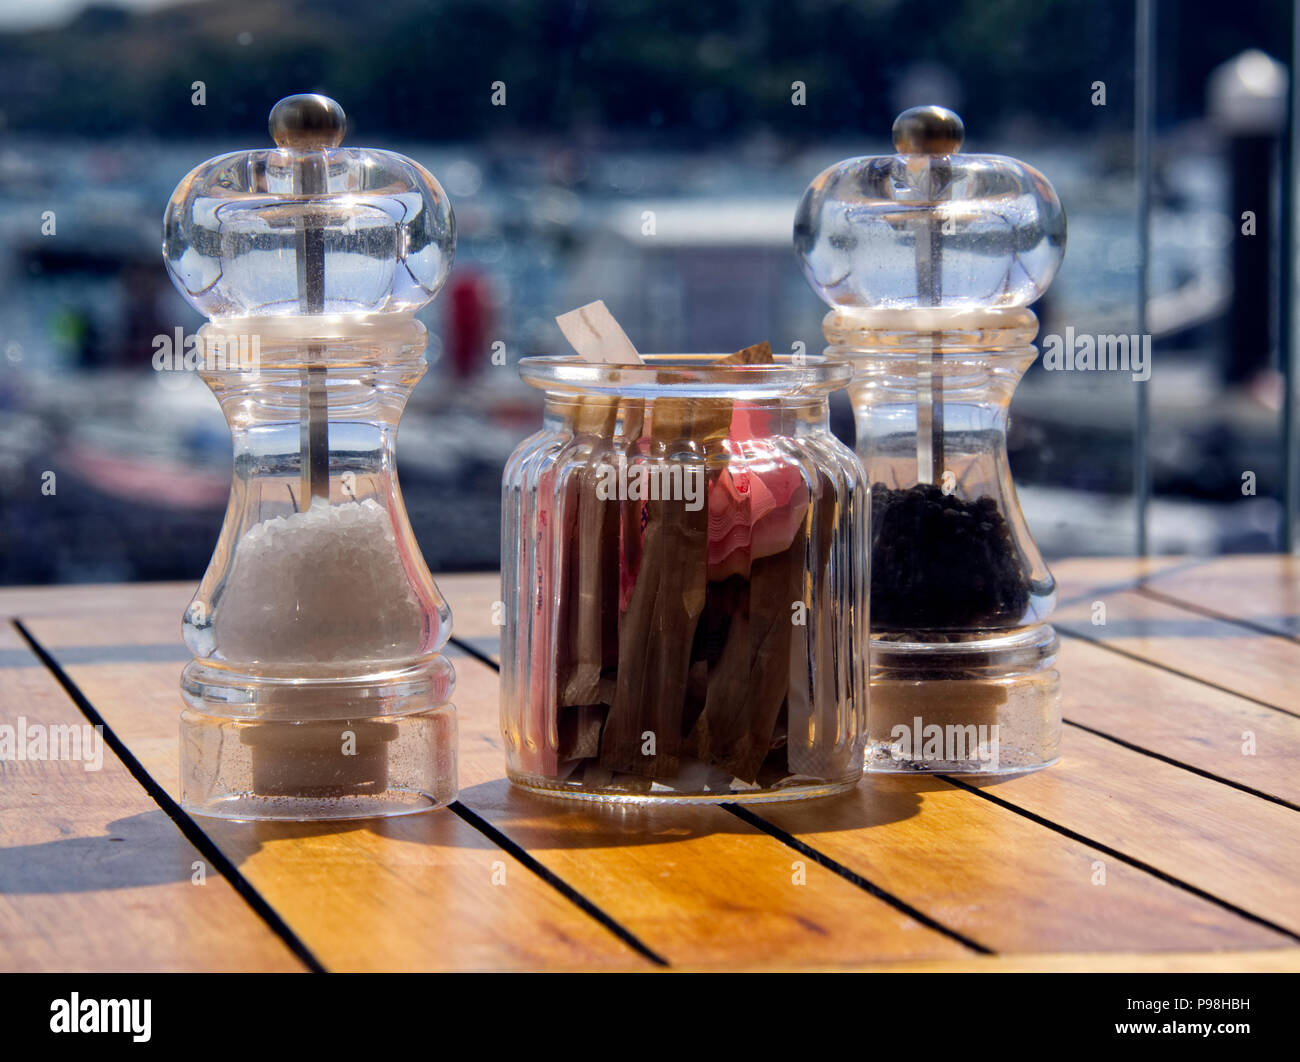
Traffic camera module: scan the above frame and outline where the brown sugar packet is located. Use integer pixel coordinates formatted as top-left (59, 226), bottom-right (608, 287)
top-left (600, 411), bottom-right (716, 777)
top-left (599, 499), bottom-right (707, 778)
top-left (546, 468), bottom-right (581, 753)
top-left (643, 341), bottom-right (773, 443)
top-left (559, 414), bottom-right (621, 708)
top-left (560, 397), bottom-right (646, 717)
top-left (557, 703), bottom-right (606, 760)
top-left (600, 342), bottom-right (770, 779)
top-left (552, 404), bottom-right (622, 735)
top-left (682, 575), bottom-right (744, 738)
top-left (719, 341), bottom-right (774, 366)
top-left (553, 304), bottom-right (644, 750)
top-left (680, 337), bottom-right (801, 782)
top-left (686, 523), bottom-right (807, 782)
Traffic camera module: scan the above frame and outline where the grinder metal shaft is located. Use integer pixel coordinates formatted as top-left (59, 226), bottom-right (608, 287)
top-left (270, 94), bottom-right (346, 506)
top-left (893, 106), bottom-right (963, 487)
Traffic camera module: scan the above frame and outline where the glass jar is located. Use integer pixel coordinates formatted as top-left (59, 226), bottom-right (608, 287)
top-left (501, 355), bottom-right (867, 802)
top-left (828, 307), bottom-right (1061, 773)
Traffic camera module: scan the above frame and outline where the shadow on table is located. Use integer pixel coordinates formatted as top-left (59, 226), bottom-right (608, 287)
top-left (0, 777), bottom-right (948, 891)
top-left (218, 773), bottom-right (952, 858)
top-left (154, 775), bottom-right (942, 865)
top-left (436, 774), bottom-right (941, 850)
top-left (0, 811), bottom-right (207, 894)
top-left (171, 784), bottom-right (933, 859)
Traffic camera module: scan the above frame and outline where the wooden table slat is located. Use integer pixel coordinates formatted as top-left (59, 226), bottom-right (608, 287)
top-left (1048, 555), bottom-right (1209, 606)
top-left (1055, 588), bottom-right (1300, 715)
top-left (1136, 554), bottom-right (1300, 640)
top-left (957, 726), bottom-right (1300, 938)
top-left (0, 624), bottom-right (305, 973)
top-left (753, 774), bottom-right (1290, 954)
top-left (1058, 635), bottom-right (1300, 807)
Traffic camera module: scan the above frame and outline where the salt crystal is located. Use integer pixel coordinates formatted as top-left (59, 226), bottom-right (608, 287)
top-left (215, 498), bottom-right (426, 666)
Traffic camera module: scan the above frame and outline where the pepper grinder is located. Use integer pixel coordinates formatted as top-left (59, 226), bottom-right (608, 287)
top-left (795, 106), bottom-right (1067, 773)
top-left (164, 95), bottom-right (459, 818)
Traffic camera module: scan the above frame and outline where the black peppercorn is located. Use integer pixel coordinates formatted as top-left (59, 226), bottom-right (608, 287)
top-left (870, 482), bottom-right (1032, 631)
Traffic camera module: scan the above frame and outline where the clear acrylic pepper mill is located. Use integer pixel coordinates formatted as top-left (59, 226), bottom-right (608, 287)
top-left (163, 94), bottom-right (459, 818)
top-left (795, 106), bottom-right (1067, 774)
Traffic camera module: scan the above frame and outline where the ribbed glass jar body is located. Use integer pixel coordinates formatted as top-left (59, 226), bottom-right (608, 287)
top-left (501, 356), bottom-right (867, 803)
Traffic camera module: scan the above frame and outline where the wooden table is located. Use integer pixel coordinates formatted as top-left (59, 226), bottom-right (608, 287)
top-left (2, 555), bottom-right (1298, 973)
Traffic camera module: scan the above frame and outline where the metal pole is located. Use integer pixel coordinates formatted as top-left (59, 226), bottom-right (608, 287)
top-left (1134, 0), bottom-right (1155, 557)
top-left (1284, 3), bottom-right (1299, 552)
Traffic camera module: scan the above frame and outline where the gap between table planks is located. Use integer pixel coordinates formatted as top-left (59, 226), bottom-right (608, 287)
top-left (2, 556), bottom-right (1289, 967)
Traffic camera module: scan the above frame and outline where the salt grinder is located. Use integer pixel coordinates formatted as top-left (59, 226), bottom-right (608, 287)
top-left (795, 106), bottom-right (1067, 773)
top-left (164, 95), bottom-right (459, 818)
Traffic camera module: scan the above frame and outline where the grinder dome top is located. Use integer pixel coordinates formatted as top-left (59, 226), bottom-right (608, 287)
top-left (794, 106), bottom-right (1066, 312)
top-left (163, 94), bottom-right (455, 319)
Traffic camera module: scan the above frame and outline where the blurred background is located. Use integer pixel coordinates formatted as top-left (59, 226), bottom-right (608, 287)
top-left (0, 0), bottom-right (1295, 584)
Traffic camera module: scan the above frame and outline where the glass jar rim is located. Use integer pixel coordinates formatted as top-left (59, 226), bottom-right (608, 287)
top-left (518, 353), bottom-right (853, 398)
